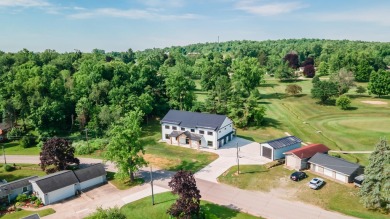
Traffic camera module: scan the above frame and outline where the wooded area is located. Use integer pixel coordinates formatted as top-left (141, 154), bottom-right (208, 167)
top-left (1, 39), bottom-right (389, 142)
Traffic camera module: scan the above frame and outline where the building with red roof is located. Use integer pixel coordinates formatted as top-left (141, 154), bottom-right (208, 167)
top-left (284, 143), bottom-right (330, 170)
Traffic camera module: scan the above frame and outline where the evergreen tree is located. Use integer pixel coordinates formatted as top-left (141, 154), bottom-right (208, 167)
top-left (359, 138), bottom-right (390, 213)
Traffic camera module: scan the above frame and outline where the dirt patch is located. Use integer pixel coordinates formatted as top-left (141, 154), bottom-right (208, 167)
top-left (361, 100), bottom-right (388, 105)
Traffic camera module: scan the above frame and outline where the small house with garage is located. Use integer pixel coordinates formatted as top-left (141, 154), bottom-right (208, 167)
top-left (260, 136), bottom-right (302, 160)
top-left (0, 176), bottom-right (38, 204)
top-left (308, 153), bottom-right (362, 183)
top-left (73, 163), bottom-right (107, 190)
top-left (284, 143), bottom-right (330, 170)
top-left (161, 110), bottom-right (234, 149)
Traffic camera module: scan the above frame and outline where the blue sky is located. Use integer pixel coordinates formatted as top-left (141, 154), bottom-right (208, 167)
top-left (1, 0), bottom-right (389, 52)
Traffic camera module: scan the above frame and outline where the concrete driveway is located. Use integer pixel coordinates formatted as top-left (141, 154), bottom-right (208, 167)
top-left (195, 137), bottom-right (271, 183)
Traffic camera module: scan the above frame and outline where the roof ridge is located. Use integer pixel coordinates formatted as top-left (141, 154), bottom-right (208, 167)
top-left (32, 170), bottom-right (73, 182)
top-left (313, 153), bottom-right (360, 166)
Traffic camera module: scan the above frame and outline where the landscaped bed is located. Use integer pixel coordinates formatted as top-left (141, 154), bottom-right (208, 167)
top-left (119, 191), bottom-right (263, 219)
top-left (218, 165), bottom-right (389, 219)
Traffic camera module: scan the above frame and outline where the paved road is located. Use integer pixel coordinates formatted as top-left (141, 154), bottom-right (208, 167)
top-left (2, 155), bottom-right (356, 219)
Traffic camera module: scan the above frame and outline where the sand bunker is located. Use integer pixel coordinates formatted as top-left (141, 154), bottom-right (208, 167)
top-left (361, 100), bottom-right (388, 105)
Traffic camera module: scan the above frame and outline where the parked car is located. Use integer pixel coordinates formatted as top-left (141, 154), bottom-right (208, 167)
top-left (290, 171), bottom-right (307, 181)
top-left (309, 178), bottom-right (324, 189)
top-left (354, 174), bottom-right (364, 188)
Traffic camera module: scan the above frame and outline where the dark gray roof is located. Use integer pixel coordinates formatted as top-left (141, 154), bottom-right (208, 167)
top-left (161, 110), bottom-right (227, 131)
top-left (0, 176), bottom-right (38, 197)
top-left (74, 163), bottom-right (106, 183)
top-left (30, 171), bottom-right (79, 194)
top-left (169, 131), bottom-right (203, 141)
top-left (308, 153), bottom-right (361, 176)
top-left (264, 136), bottom-right (302, 149)
top-left (21, 214), bottom-right (40, 219)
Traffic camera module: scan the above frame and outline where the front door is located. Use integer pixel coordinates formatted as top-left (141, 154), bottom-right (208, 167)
top-left (185, 138), bottom-right (190, 144)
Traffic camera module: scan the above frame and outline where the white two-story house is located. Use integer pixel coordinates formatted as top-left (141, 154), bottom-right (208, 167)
top-left (161, 110), bottom-right (235, 150)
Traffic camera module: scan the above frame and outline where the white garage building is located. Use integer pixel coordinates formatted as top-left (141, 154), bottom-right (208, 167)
top-left (30, 171), bottom-right (79, 205)
top-left (30, 164), bottom-right (107, 205)
top-left (308, 153), bottom-right (362, 183)
top-left (74, 163), bottom-right (107, 190)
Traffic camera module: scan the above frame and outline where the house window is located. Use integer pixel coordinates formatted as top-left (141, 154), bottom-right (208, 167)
top-left (165, 125), bottom-right (170, 129)
top-left (181, 127), bottom-right (185, 131)
top-left (191, 129), bottom-right (195, 133)
top-left (224, 128), bottom-right (226, 130)
top-left (23, 187), bottom-right (28, 192)
top-left (165, 134), bottom-right (169, 139)
top-left (207, 141), bottom-right (213, 147)
top-left (199, 130), bottom-right (204, 134)
top-left (172, 126), bottom-right (177, 130)
top-left (207, 131), bottom-right (213, 136)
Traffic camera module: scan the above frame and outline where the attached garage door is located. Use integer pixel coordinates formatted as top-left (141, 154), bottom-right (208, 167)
top-left (48, 184), bottom-right (75, 204)
top-left (335, 173), bottom-right (346, 182)
top-left (286, 155), bottom-right (299, 170)
top-left (323, 168), bottom-right (333, 177)
top-left (80, 176), bottom-right (104, 190)
top-left (262, 146), bottom-right (272, 159)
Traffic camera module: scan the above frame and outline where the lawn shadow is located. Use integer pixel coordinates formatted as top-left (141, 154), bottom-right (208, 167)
top-left (261, 92), bottom-right (287, 100)
top-left (347, 94), bottom-right (371, 99)
top-left (236, 135), bottom-right (255, 142)
top-left (261, 117), bottom-right (282, 128)
top-left (259, 83), bottom-right (279, 88)
top-left (201, 203), bottom-right (241, 219)
top-left (292, 94), bottom-right (307, 98)
top-left (346, 106), bottom-right (358, 110)
top-left (258, 101), bottom-right (272, 104)
top-left (240, 169), bottom-right (269, 174)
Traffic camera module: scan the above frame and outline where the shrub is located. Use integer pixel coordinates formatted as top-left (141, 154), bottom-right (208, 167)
top-left (3, 164), bottom-right (14, 172)
top-left (35, 199), bottom-right (42, 207)
top-left (285, 84), bottom-right (302, 96)
top-left (30, 195), bottom-right (38, 201)
top-left (336, 95), bottom-right (351, 110)
top-left (87, 207), bottom-right (126, 219)
top-left (16, 194), bottom-right (28, 202)
top-left (6, 127), bottom-right (23, 140)
top-left (74, 139), bottom-right (108, 155)
top-left (20, 135), bottom-right (36, 148)
top-left (312, 75), bottom-right (320, 84)
top-left (355, 85), bottom-right (366, 94)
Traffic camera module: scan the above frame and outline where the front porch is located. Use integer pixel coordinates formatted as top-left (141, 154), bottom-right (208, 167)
top-left (166, 131), bottom-right (206, 149)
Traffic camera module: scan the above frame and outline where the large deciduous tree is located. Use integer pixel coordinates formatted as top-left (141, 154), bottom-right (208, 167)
top-left (167, 170), bottom-right (201, 219)
top-left (165, 66), bottom-right (196, 111)
top-left (40, 137), bottom-right (80, 173)
top-left (104, 109), bottom-right (147, 182)
top-left (368, 69), bottom-right (390, 97)
top-left (284, 52), bottom-right (299, 69)
top-left (311, 80), bottom-right (339, 103)
top-left (359, 138), bottom-right (390, 213)
top-left (231, 57), bottom-right (265, 94)
top-left (330, 68), bottom-right (355, 95)
top-left (303, 64), bottom-right (316, 78)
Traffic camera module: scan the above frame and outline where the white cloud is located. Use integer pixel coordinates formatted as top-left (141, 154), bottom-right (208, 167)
top-left (235, 0), bottom-right (307, 16)
top-left (314, 9), bottom-right (390, 26)
top-left (0, 0), bottom-right (50, 7)
top-left (68, 8), bottom-right (201, 20)
top-left (139, 0), bottom-right (184, 8)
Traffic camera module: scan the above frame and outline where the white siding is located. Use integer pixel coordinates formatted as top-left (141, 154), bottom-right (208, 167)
top-left (286, 155), bottom-right (301, 170)
top-left (80, 176), bottom-right (104, 190)
top-left (335, 172), bottom-right (347, 182)
top-left (323, 168), bottom-right (333, 177)
top-left (47, 184), bottom-right (75, 204)
top-left (217, 118), bottom-right (233, 140)
top-left (31, 182), bottom-right (48, 205)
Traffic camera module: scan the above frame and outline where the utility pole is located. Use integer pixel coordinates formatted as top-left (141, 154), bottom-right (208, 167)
top-left (84, 128), bottom-right (89, 152)
top-left (236, 142), bottom-right (239, 174)
top-left (2, 145), bottom-right (6, 164)
top-left (150, 166), bottom-right (155, 205)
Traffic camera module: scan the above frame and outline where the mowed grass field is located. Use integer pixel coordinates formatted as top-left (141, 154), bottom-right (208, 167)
top-left (218, 165), bottom-right (388, 219)
top-left (234, 76), bottom-right (390, 165)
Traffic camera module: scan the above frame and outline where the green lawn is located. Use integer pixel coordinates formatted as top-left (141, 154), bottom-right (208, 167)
top-left (0, 208), bottom-right (55, 219)
top-left (1, 141), bottom-right (40, 155)
top-left (106, 171), bottom-right (144, 190)
top-left (0, 164), bottom-right (46, 182)
top-left (219, 165), bottom-right (389, 219)
top-left (234, 76), bottom-right (390, 165)
top-left (120, 192), bottom-right (262, 219)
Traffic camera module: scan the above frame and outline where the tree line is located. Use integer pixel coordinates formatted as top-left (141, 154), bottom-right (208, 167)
top-left (1, 39), bottom-right (389, 139)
